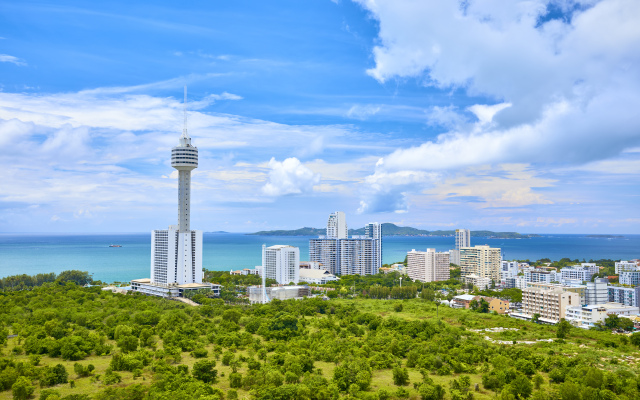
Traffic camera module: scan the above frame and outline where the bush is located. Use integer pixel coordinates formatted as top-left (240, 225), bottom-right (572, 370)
top-left (392, 367), bottom-right (409, 386)
top-left (103, 370), bottom-right (121, 385)
top-left (192, 360), bottom-right (218, 383)
top-left (190, 348), bottom-right (208, 358)
top-left (394, 303), bottom-right (404, 312)
top-left (12, 376), bottom-right (35, 400)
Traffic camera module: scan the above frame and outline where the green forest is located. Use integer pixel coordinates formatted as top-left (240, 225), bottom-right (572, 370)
top-left (1, 272), bottom-right (640, 400)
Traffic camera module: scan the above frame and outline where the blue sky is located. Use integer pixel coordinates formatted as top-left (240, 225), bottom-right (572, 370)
top-left (1, 0), bottom-right (639, 234)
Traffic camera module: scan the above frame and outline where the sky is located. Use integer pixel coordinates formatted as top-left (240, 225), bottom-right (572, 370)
top-left (0, 0), bottom-right (639, 234)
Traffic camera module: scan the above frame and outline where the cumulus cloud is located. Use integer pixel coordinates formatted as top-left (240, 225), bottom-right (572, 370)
top-left (354, 0), bottom-right (640, 211)
top-left (262, 157), bottom-right (321, 196)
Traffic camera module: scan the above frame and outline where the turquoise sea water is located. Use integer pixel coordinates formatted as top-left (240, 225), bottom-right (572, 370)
top-left (0, 233), bottom-right (638, 283)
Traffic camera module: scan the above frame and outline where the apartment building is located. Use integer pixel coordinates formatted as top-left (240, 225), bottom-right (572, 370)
top-left (406, 248), bottom-right (450, 282)
top-left (521, 287), bottom-right (580, 323)
top-left (460, 245), bottom-right (501, 281)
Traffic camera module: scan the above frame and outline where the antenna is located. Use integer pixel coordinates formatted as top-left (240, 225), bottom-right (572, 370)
top-left (182, 86), bottom-right (188, 137)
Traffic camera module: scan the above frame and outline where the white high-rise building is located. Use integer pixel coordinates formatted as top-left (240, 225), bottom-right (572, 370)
top-left (455, 229), bottom-right (471, 249)
top-left (327, 211), bottom-right (348, 239)
top-left (131, 88), bottom-right (210, 298)
top-left (450, 228), bottom-right (471, 266)
top-left (262, 245), bottom-right (299, 285)
top-left (407, 248), bottom-right (450, 282)
top-left (309, 213), bottom-right (381, 276)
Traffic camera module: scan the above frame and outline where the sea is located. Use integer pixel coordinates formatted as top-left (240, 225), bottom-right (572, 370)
top-left (0, 233), bottom-right (638, 283)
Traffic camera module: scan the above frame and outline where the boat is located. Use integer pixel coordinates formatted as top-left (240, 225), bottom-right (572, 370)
top-left (109, 244), bottom-right (122, 247)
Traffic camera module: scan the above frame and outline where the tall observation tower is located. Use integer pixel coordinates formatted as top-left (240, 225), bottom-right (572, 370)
top-left (133, 88), bottom-right (204, 295)
top-left (172, 87), bottom-right (198, 233)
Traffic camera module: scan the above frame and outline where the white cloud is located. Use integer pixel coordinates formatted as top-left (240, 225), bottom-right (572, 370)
top-left (346, 104), bottom-right (381, 120)
top-left (0, 54), bottom-right (26, 66)
top-left (354, 0), bottom-right (640, 210)
top-left (262, 157), bottom-right (321, 196)
top-left (467, 102), bottom-right (512, 125)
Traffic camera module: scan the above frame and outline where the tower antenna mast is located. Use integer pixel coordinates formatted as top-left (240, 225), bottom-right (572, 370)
top-left (182, 86), bottom-right (188, 137)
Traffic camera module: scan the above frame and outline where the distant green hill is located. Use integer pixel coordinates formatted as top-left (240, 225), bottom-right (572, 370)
top-left (249, 223), bottom-right (537, 238)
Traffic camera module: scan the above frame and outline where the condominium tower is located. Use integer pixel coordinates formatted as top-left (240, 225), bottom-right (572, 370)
top-left (262, 245), bottom-right (300, 285)
top-left (309, 212), bottom-right (381, 276)
top-left (407, 248), bottom-right (450, 282)
top-left (460, 245), bottom-right (501, 282)
top-left (450, 228), bottom-right (470, 266)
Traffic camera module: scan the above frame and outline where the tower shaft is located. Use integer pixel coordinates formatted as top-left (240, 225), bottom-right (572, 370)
top-left (178, 170), bottom-right (191, 232)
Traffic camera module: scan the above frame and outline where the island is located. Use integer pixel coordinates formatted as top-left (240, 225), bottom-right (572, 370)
top-left (249, 223), bottom-right (539, 238)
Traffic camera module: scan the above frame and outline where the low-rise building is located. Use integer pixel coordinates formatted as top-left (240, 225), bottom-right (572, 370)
top-left (247, 285), bottom-right (311, 304)
top-left (475, 296), bottom-right (510, 314)
top-left (464, 274), bottom-right (491, 290)
top-left (565, 303), bottom-right (640, 329)
top-left (131, 278), bottom-right (220, 298)
top-left (298, 269), bottom-right (340, 285)
top-left (230, 267), bottom-right (261, 276)
top-left (524, 269), bottom-right (559, 284)
top-left (560, 263), bottom-right (600, 284)
top-left (521, 286), bottom-right (580, 324)
top-left (300, 261), bottom-right (324, 270)
top-left (527, 282), bottom-right (586, 304)
top-left (452, 294), bottom-right (476, 309)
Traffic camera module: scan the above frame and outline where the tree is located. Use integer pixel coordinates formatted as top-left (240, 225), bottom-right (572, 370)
top-left (556, 319), bottom-right (571, 339)
top-left (508, 375), bottom-right (533, 399)
top-left (392, 367), bottom-right (409, 386)
top-left (192, 360), bottom-right (218, 383)
top-left (11, 376), bottom-right (34, 400)
top-left (532, 314), bottom-right (540, 324)
top-left (419, 383), bottom-right (446, 400)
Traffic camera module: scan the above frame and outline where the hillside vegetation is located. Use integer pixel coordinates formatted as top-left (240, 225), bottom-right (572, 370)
top-left (0, 275), bottom-right (639, 399)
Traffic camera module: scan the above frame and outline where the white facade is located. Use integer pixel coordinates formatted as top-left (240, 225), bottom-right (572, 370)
top-left (560, 264), bottom-right (600, 284)
top-left (524, 269), bottom-right (558, 284)
top-left (309, 238), bottom-right (338, 274)
top-left (309, 213), bottom-right (381, 276)
top-left (464, 274), bottom-right (491, 290)
top-left (455, 229), bottom-right (471, 249)
top-left (501, 261), bottom-right (519, 282)
top-left (298, 269), bottom-right (339, 285)
top-left (248, 285), bottom-right (311, 304)
top-left (615, 261), bottom-right (639, 274)
top-left (406, 248), bottom-right (450, 282)
top-left (327, 211), bottom-right (348, 239)
top-left (262, 245), bottom-right (299, 285)
top-left (565, 303), bottom-right (640, 329)
top-left (620, 271), bottom-right (640, 286)
top-left (609, 285), bottom-right (640, 307)
top-left (151, 228), bottom-right (203, 285)
top-left (585, 278), bottom-right (609, 305)
top-left (460, 245), bottom-right (501, 281)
